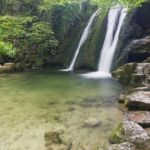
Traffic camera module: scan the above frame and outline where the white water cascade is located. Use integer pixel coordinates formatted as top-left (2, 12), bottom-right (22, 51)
top-left (61, 9), bottom-right (100, 71)
top-left (82, 6), bottom-right (127, 78)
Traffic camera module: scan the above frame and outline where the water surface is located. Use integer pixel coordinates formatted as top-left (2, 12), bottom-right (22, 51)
top-left (0, 69), bottom-right (123, 150)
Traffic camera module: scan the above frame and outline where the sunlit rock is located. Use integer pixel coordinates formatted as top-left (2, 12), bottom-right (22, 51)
top-left (125, 91), bottom-right (150, 110)
top-left (110, 121), bottom-right (150, 150)
top-left (108, 142), bottom-right (135, 150)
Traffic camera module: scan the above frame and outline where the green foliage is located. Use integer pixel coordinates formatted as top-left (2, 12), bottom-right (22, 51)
top-left (52, 1), bottom-right (93, 39)
top-left (0, 15), bottom-right (58, 63)
top-left (0, 41), bottom-right (16, 57)
top-left (39, 0), bottom-right (83, 11)
top-left (0, 0), bottom-right (42, 15)
top-left (39, 0), bottom-right (149, 12)
top-left (89, 0), bottom-right (149, 10)
top-left (0, 0), bottom-right (149, 66)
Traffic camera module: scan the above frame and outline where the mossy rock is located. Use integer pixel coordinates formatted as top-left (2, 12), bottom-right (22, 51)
top-left (75, 10), bottom-right (107, 70)
top-left (144, 57), bottom-right (150, 63)
top-left (109, 124), bottom-right (125, 144)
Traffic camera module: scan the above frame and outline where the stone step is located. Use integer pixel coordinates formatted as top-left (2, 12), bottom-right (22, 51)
top-left (124, 111), bottom-right (150, 127)
top-left (126, 91), bottom-right (150, 110)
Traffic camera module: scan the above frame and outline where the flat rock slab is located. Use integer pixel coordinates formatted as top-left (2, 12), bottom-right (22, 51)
top-left (126, 91), bottom-right (150, 110)
top-left (125, 111), bottom-right (150, 127)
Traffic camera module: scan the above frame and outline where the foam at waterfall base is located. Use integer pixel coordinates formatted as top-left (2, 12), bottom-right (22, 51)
top-left (80, 71), bottom-right (112, 79)
top-left (60, 68), bottom-right (73, 72)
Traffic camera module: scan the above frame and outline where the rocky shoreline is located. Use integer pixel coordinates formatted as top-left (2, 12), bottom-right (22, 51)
top-left (108, 62), bottom-right (150, 150)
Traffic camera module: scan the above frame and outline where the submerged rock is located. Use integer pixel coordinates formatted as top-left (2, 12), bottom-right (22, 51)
top-left (44, 130), bottom-right (67, 150)
top-left (125, 91), bottom-right (150, 110)
top-left (84, 117), bottom-right (102, 127)
top-left (44, 131), bottom-right (62, 145)
top-left (108, 142), bottom-right (135, 150)
top-left (125, 111), bottom-right (150, 127)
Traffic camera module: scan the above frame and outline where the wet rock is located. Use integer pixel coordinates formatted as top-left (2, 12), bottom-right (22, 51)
top-left (125, 91), bottom-right (150, 110)
top-left (44, 131), bottom-right (62, 145)
top-left (119, 94), bottom-right (126, 103)
top-left (69, 141), bottom-right (80, 150)
top-left (0, 63), bottom-right (16, 73)
top-left (108, 142), bottom-right (135, 150)
top-left (125, 111), bottom-right (150, 127)
top-left (68, 106), bottom-right (76, 111)
top-left (144, 57), bottom-right (150, 63)
top-left (44, 130), bottom-right (66, 150)
top-left (113, 63), bottom-right (150, 86)
top-left (112, 63), bottom-right (136, 85)
top-left (125, 36), bottom-right (150, 61)
top-left (109, 124), bottom-right (125, 144)
top-left (120, 35), bottom-right (150, 64)
top-left (84, 117), bottom-right (102, 127)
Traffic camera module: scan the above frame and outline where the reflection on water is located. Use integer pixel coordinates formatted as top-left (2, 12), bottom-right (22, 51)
top-left (0, 69), bottom-right (123, 150)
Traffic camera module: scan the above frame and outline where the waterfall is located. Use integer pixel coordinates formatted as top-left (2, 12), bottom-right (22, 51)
top-left (82, 6), bottom-right (127, 78)
top-left (98, 6), bottom-right (127, 76)
top-left (61, 9), bottom-right (100, 71)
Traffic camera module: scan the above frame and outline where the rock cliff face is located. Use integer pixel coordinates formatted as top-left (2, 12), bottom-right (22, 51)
top-left (74, 12), bottom-right (107, 70)
top-left (113, 63), bottom-right (150, 86)
top-left (113, 2), bottom-right (150, 70)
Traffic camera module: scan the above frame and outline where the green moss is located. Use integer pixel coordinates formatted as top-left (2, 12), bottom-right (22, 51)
top-left (75, 10), bottom-right (107, 70)
top-left (109, 124), bottom-right (125, 144)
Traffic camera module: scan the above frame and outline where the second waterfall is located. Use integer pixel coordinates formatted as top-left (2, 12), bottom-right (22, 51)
top-left (61, 9), bottom-right (100, 71)
top-left (82, 6), bottom-right (127, 78)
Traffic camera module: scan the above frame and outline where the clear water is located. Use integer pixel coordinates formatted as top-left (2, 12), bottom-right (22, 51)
top-left (0, 69), bottom-right (123, 150)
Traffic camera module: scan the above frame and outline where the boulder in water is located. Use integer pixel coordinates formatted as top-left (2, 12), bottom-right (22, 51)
top-left (84, 117), bottom-right (102, 127)
top-left (44, 130), bottom-right (67, 150)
